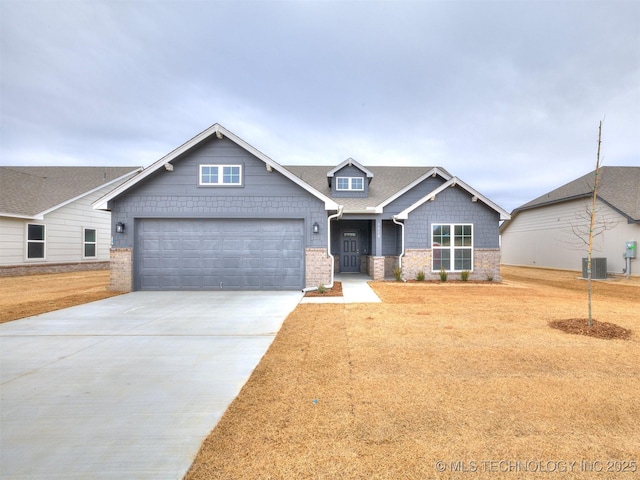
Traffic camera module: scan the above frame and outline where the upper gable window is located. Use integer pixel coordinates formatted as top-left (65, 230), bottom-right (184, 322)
top-left (199, 165), bottom-right (242, 186)
top-left (336, 177), bottom-right (364, 191)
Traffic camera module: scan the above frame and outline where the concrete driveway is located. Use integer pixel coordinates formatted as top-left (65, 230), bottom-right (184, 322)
top-left (0, 290), bottom-right (302, 480)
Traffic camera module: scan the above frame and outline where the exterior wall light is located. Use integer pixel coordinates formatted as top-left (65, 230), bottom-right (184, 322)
top-left (116, 222), bottom-right (125, 233)
top-left (312, 222), bottom-right (320, 234)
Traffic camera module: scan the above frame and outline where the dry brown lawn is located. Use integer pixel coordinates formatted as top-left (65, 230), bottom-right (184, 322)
top-left (1, 268), bottom-right (638, 478)
top-left (0, 270), bottom-right (121, 323)
top-left (186, 266), bottom-right (640, 479)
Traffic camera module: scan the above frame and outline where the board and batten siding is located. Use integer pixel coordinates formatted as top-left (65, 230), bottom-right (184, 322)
top-left (110, 136), bottom-right (328, 250)
top-left (0, 186), bottom-right (115, 266)
top-left (501, 198), bottom-right (639, 275)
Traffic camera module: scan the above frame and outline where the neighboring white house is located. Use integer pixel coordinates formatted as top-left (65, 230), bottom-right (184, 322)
top-left (0, 166), bottom-right (140, 275)
top-left (500, 166), bottom-right (640, 276)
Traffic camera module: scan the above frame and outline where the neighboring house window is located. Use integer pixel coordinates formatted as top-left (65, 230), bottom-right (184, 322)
top-left (27, 224), bottom-right (45, 259)
top-left (336, 177), bottom-right (364, 191)
top-left (432, 224), bottom-right (473, 271)
top-left (83, 228), bottom-right (97, 258)
top-left (199, 165), bottom-right (242, 186)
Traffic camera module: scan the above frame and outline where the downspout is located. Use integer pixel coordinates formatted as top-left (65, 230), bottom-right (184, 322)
top-left (302, 205), bottom-right (344, 292)
top-left (392, 215), bottom-right (406, 282)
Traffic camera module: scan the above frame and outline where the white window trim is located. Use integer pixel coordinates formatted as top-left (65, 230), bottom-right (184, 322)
top-left (336, 176), bottom-right (364, 191)
top-left (26, 223), bottom-right (46, 261)
top-left (83, 227), bottom-right (97, 259)
top-left (199, 164), bottom-right (243, 186)
top-left (431, 223), bottom-right (473, 272)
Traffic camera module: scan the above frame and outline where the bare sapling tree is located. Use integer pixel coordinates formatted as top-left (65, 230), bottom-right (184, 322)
top-left (585, 121), bottom-right (603, 327)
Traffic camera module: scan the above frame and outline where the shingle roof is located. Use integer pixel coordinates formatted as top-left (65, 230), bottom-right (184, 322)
top-left (0, 167), bottom-right (141, 218)
top-left (515, 166), bottom-right (640, 222)
top-left (284, 165), bottom-right (451, 211)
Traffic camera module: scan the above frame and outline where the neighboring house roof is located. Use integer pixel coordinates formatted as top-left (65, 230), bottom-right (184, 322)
top-left (94, 124), bottom-right (340, 211)
top-left (504, 166), bottom-right (640, 226)
top-left (0, 167), bottom-right (141, 219)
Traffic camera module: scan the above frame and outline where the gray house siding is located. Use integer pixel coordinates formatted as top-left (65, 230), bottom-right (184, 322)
top-left (110, 137), bottom-right (327, 250)
top-left (405, 186), bottom-right (500, 249)
top-left (331, 164), bottom-right (369, 198)
top-left (382, 176), bottom-right (444, 218)
top-left (109, 137), bottom-right (328, 291)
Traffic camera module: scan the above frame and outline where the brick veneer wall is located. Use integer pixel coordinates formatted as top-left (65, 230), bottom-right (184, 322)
top-left (110, 248), bottom-right (133, 292)
top-left (305, 248), bottom-right (332, 288)
top-left (0, 261), bottom-right (109, 277)
top-left (401, 248), bottom-right (502, 281)
top-left (367, 256), bottom-right (386, 280)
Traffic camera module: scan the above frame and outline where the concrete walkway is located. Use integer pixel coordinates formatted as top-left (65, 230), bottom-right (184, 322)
top-left (0, 291), bottom-right (302, 480)
top-left (300, 273), bottom-right (382, 303)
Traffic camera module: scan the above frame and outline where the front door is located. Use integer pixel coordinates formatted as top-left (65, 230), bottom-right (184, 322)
top-left (341, 231), bottom-right (360, 272)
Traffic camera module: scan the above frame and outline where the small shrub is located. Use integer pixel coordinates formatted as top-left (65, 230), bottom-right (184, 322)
top-left (486, 273), bottom-right (494, 282)
top-left (461, 270), bottom-right (469, 282)
top-left (439, 268), bottom-right (448, 282)
top-left (416, 270), bottom-right (425, 282)
top-left (393, 267), bottom-right (402, 282)
top-left (317, 284), bottom-right (327, 294)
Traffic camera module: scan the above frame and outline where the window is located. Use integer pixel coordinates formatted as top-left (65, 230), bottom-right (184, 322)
top-left (432, 224), bottom-right (473, 271)
top-left (83, 228), bottom-right (97, 258)
top-left (336, 177), bottom-right (364, 191)
top-left (199, 165), bottom-right (242, 186)
top-left (27, 224), bottom-right (45, 259)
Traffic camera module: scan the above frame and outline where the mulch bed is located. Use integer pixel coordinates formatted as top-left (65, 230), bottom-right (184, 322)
top-left (549, 318), bottom-right (632, 340)
top-left (303, 281), bottom-right (343, 297)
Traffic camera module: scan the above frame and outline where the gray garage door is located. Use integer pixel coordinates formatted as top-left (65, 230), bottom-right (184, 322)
top-left (136, 218), bottom-right (304, 291)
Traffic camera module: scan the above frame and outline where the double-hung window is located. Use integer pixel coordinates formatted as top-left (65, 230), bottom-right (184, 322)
top-left (27, 224), bottom-right (45, 259)
top-left (199, 165), bottom-right (242, 186)
top-left (336, 177), bottom-right (364, 191)
top-left (432, 224), bottom-right (473, 271)
top-left (83, 228), bottom-right (97, 258)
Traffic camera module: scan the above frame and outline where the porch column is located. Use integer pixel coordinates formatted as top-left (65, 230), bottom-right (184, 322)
top-left (374, 218), bottom-right (382, 256)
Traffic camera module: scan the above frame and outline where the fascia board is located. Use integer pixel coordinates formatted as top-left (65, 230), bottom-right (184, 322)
top-left (29, 168), bottom-right (141, 216)
top-left (376, 167), bottom-right (450, 212)
top-left (327, 158), bottom-right (374, 178)
top-left (219, 126), bottom-right (340, 211)
top-left (395, 178), bottom-right (455, 219)
top-left (93, 125), bottom-right (224, 210)
top-left (94, 124), bottom-right (339, 211)
top-left (0, 212), bottom-right (42, 220)
top-left (396, 176), bottom-right (511, 221)
top-left (451, 177), bottom-right (511, 220)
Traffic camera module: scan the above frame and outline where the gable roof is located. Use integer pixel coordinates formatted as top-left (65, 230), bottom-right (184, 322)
top-left (395, 176), bottom-right (511, 220)
top-left (93, 123), bottom-right (340, 211)
top-left (326, 158), bottom-right (374, 184)
top-left (0, 167), bottom-right (141, 219)
top-left (284, 165), bottom-right (510, 219)
top-left (509, 166), bottom-right (640, 224)
top-left (285, 165), bottom-right (447, 212)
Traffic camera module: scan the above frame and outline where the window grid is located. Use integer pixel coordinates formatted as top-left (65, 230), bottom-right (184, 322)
top-left (199, 165), bottom-right (242, 186)
top-left (336, 177), bottom-right (364, 191)
top-left (432, 223), bottom-right (473, 272)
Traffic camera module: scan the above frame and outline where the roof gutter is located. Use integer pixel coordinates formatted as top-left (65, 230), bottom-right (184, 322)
top-left (392, 215), bottom-right (406, 281)
top-left (302, 205), bottom-right (344, 292)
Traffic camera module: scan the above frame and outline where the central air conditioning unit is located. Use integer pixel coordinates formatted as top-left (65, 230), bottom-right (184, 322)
top-left (582, 257), bottom-right (607, 279)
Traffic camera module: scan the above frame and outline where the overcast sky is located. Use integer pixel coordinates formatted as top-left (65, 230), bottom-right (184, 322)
top-left (1, 0), bottom-right (638, 212)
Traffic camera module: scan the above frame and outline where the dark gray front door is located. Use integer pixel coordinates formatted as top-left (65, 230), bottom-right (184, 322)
top-left (341, 231), bottom-right (360, 272)
top-left (136, 218), bottom-right (304, 291)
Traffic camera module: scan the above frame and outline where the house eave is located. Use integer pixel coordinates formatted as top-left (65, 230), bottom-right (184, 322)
top-left (396, 176), bottom-right (511, 221)
top-left (93, 124), bottom-right (339, 212)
